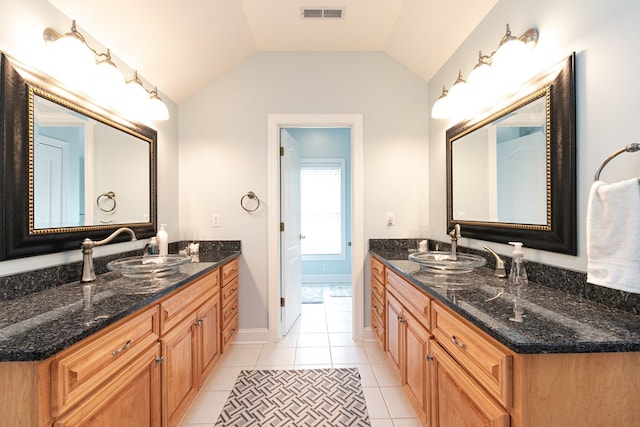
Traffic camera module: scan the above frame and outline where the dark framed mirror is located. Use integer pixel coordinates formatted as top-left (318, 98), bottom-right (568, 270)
top-left (446, 53), bottom-right (576, 255)
top-left (0, 53), bottom-right (157, 260)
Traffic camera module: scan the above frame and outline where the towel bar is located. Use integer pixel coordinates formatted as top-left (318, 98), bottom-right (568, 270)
top-left (594, 143), bottom-right (640, 181)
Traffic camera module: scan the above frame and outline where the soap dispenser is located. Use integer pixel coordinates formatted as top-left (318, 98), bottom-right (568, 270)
top-left (157, 224), bottom-right (169, 256)
top-left (508, 242), bottom-right (528, 287)
top-left (508, 242), bottom-right (528, 322)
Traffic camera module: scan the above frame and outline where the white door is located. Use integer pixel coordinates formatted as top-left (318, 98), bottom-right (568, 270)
top-left (34, 134), bottom-right (69, 228)
top-left (497, 130), bottom-right (547, 224)
top-left (280, 129), bottom-right (302, 334)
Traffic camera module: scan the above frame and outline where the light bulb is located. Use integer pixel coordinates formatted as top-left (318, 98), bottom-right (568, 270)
top-left (90, 51), bottom-right (125, 105)
top-left (431, 86), bottom-right (450, 119)
top-left (148, 88), bottom-right (170, 121)
top-left (447, 70), bottom-right (469, 106)
top-left (123, 71), bottom-right (150, 118)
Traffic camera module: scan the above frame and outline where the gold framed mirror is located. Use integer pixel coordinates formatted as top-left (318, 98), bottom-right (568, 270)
top-left (446, 53), bottom-right (576, 254)
top-left (0, 52), bottom-right (157, 260)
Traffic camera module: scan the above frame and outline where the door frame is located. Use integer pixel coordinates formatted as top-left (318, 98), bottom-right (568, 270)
top-left (267, 114), bottom-right (364, 343)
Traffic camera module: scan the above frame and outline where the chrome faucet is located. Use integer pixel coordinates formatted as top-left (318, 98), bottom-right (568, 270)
top-left (81, 227), bottom-right (137, 282)
top-left (448, 224), bottom-right (461, 259)
top-left (483, 246), bottom-right (507, 278)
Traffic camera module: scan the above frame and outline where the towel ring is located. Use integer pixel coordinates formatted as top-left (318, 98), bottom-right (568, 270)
top-left (240, 191), bottom-right (260, 212)
top-left (97, 191), bottom-right (117, 212)
top-left (594, 143), bottom-right (640, 181)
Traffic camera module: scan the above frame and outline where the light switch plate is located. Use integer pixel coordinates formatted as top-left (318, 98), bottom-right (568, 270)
top-left (386, 212), bottom-right (394, 226)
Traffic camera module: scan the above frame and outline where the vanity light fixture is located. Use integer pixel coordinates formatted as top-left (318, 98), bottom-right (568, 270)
top-left (42, 20), bottom-right (170, 121)
top-left (432, 24), bottom-right (539, 119)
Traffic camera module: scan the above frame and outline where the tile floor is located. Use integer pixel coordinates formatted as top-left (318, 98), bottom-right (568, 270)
top-left (179, 286), bottom-right (421, 426)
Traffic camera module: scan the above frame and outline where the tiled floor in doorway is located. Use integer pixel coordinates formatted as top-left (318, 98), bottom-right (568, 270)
top-left (179, 284), bottom-right (421, 426)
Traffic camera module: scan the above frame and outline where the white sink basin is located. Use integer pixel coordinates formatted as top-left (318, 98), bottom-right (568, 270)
top-left (107, 254), bottom-right (192, 278)
top-left (408, 251), bottom-right (486, 274)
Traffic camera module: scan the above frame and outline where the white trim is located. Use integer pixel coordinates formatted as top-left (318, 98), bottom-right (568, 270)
top-left (362, 326), bottom-right (376, 342)
top-left (302, 274), bottom-right (352, 283)
top-left (267, 114), bottom-right (364, 343)
top-left (235, 328), bottom-right (271, 344)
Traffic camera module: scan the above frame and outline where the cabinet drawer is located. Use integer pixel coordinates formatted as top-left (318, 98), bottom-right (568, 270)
top-left (160, 269), bottom-right (219, 335)
top-left (222, 259), bottom-right (238, 285)
top-left (372, 291), bottom-right (385, 321)
top-left (222, 314), bottom-right (238, 353)
top-left (221, 277), bottom-right (238, 308)
top-left (386, 269), bottom-right (431, 330)
top-left (221, 296), bottom-right (238, 327)
top-left (51, 305), bottom-right (160, 417)
top-left (371, 274), bottom-right (385, 304)
top-left (53, 343), bottom-right (162, 427)
top-left (371, 306), bottom-right (385, 350)
top-left (371, 257), bottom-right (385, 283)
top-left (431, 301), bottom-right (513, 407)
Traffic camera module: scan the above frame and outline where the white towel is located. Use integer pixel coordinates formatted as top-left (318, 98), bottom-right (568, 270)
top-left (587, 178), bottom-right (640, 293)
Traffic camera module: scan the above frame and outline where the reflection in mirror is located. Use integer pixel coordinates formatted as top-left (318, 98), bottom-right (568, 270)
top-left (452, 93), bottom-right (548, 226)
top-left (446, 54), bottom-right (576, 255)
top-left (33, 93), bottom-right (151, 229)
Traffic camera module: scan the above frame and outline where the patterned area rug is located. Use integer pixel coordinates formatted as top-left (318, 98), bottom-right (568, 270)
top-left (215, 368), bottom-right (370, 426)
top-left (301, 285), bottom-right (324, 304)
top-left (329, 284), bottom-right (352, 297)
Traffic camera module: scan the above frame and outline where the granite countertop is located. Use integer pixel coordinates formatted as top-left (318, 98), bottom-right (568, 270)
top-left (0, 251), bottom-right (240, 362)
top-left (372, 249), bottom-right (640, 355)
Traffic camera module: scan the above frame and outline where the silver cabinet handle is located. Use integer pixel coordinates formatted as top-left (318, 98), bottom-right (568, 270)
top-left (112, 340), bottom-right (132, 356)
top-left (155, 356), bottom-right (165, 364)
top-left (451, 335), bottom-right (467, 349)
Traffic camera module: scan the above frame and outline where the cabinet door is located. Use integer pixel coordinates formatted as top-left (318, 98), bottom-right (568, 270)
top-left (161, 314), bottom-right (198, 427)
top-left (385, 291), bottom-right (403, 377)
top-left (54, 343), bottom-right (161, 427)
top-left (404, 311), bottom-right (431, 426)
top-left (196, 296), bottom-right (220, 388)
top-left (431, 341), bottom-right (510, 427)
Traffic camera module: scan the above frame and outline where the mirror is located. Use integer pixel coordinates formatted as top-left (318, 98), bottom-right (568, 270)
top-left (0, 53), bottom-right (157, 260)
top-left (446, 53), bottom-right (576, 255)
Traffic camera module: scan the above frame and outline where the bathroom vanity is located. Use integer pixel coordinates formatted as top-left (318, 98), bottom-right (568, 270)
top-left (0, 252), bottom-right (239, 427)
top-left (370, 249), bottom-right (640, 427)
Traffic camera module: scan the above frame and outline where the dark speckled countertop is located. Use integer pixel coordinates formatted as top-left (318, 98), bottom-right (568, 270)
top-left (0, 251), bottom-right (240, 362)
top-left (372, 249), bottom-right (640, 355)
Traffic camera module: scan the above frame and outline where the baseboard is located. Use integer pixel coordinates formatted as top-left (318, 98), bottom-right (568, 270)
top-left (302, 274), bottom-right (351, 283)
top-left (235, 328), bottom-right (270, 344)
top-left (362, 326), bottom-right (375, 342)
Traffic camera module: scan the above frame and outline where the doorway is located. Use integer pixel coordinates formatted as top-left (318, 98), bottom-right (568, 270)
top-left (267, 114), bottom-right (364, 343)
top-left (281, 128), bottom-right (352, 335)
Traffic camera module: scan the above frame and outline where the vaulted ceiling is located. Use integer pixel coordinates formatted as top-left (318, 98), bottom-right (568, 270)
top-left (48, 0), bottom-right (498, 104)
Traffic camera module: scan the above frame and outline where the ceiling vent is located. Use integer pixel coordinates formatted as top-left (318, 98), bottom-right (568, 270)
top-left (301, 7), bottom-right (345, 19)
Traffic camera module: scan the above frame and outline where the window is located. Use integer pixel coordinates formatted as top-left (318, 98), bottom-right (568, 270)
top-left (300, 159), bottom-right (345, 259)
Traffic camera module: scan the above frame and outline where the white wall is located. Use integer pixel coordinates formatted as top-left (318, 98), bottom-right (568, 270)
top-left (179, 52), bottom-right (429, 329)
top-left (429, 0), bottom-right (640, 270)
top-left (0, 0), bottom-right (180, 275)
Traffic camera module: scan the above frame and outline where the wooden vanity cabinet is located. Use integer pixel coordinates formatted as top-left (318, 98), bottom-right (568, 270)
top-left (380, 260), bottom-right (640, 427)
top-left (385, 270), bottom-right (432, 425)
top-left (53, 343), bottom-right (162, 427)
top-left (221, 259), bottom-right (239, 353)
top-left (385, 266), bottom-right (509, 427)
top-left (0, 258), bottom-right (239, 427)
top-left (51, 305), bottom-right (161, 418)
top-left (160, 268), bottom-right (221, 427)
top-left (430, 340), bottom-right (510, 427)
top-left (371, 257), bottom-right (386, 350)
